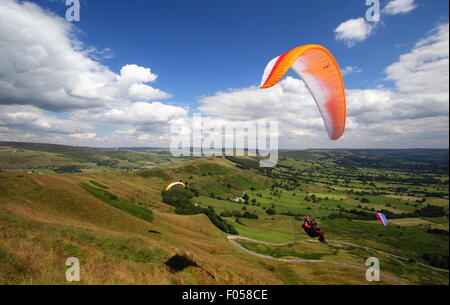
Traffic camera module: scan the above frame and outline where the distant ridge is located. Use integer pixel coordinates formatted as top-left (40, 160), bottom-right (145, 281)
top-left (0, 141), bottom-right (167, 152)
top-left (1, 141), bottom-right (447, 151)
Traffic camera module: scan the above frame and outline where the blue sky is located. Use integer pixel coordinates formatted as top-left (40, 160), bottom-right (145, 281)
top-left (33, 0), bottom-right (448, 100)
top-left (0, 0), bottom-right (449, 148)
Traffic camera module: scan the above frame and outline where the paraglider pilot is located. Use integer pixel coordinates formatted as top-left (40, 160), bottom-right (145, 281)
top-left (302, 216), bottom-right (327, 243)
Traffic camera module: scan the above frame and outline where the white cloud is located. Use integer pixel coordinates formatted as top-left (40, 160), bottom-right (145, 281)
top-left (0, 104), bottom-right (92, 135)
top-left (385, 23), bottom-right (449, 95)
top-left (0, 0), bottom-right (182, 147)
top-left (198, 23), bottom-right (449, 148)
top-left (0, 0), bottom-right (447, 149)
top-left (119, 64), bottom-right (158, 84)
top-left (70, 133), bottom-right (97, 139)
top-left (0, 0), bottom-right (171, 112)
top-left (334, 18), bottom-right (374, 47)
top-left (199, 77), bottom-right (321, 128)
top-left (94, 128), bottom-right (173, 147)
top-left (198, 77), bottom-right (339, 148)
top-left (71, 101), bottom-right (188, 132)
top-left (112, 64), bottom-right (173, 101)
top-left (128, 83), bottom-right (171, 100)
top-left (384, 0), bottom-right (417, 15)
top-left (341, 66), bottom-right (363, 76)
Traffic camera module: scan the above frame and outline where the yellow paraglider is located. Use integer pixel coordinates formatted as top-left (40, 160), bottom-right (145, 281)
top-left (165, 182), bottom-right (186, 192)
top-left (260, 44), bottom-right (347, 141)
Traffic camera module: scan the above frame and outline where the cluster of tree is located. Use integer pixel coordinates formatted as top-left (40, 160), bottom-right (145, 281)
top-left (235, 218), bottom-right (245, 226)
top-left (220, 210), bottom-right (259, 219)
top-left (354, 174), bottom-right (443, 186)
top-left (243, 211), bottom-right (258, 219)
top-left (161, 188), bottom-right (201, 214)
top-left (326, 204), bottom-right (447, 221)
top-left (427, 228), bottom-right (449, 237)
top-left (304, 194), bottom-right (326, 203)
top-left (421, 253), bottom-right (449, 270)
top-left (225, 156), bottom-right (279, 178)
top-left (266, 208), bottom-right (276, 215)
top-left (204, 207), bottom-right (238, 235)
top-left (280, 211), bottom-right (304, 217)
top-left (54, 165), bottom-right (83, 173)
top-left (333, 151), bottom-right (449, 175)
top-left (259, 151), bottom-right (449, 194)
top-left (424, 192), bottom-right (447, 198)
top-left (413, 204), bottom-right (447, 218)
top-left (269, 189), bottom-right (283, 198)
top-left (161, 188), bottom-right (238, 234)
top-left (95, 159), bottom-right (119, 167)
top-left (325, 209), bottom-right (374, 220)
top-left (242, 193), bottom-right (249, 201)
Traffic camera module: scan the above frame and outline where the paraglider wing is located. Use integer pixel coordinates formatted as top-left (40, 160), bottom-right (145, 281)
top-left (260, 44), bottom-right (346, 140)
top-left (165, 182), bottom-right (186, 192)
top-left (375, 212), bottom-right (388, 226)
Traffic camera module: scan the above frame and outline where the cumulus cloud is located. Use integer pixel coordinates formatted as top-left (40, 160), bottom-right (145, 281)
top-left (198, 77), bottom-right (339, 149)
top-left (334, 18), bottom-right (374, 47)
top-left (0, 0), bottom-right (171, 112)
top-left (92, 128), bottom-right (173, 147)
top-left (385, 23), bottom-right (449, 96)
top-left (0, 0), bottom-right (447, 149)
top-left (384, 0), bottom-right (417, 15)
top-left (70, 133), bottom-right (97, 139)
top-left (0, 104), bottom-right (92, 135)
top-left (341, 66), bottom-right (363, 76)
top-left (113, 64), bottom-right (173, 101)
top-left (71, 101), bottom-right (188, 131)
top-left (199, 77), bottom-right (324, 131)
top-left (0, 0), bottom-right (184, 146)
top-left (198, 23), bottom-right (449, 148)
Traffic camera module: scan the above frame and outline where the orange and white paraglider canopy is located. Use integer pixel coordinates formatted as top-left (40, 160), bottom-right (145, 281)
top-left (260, 44), bottom-right (346, 141)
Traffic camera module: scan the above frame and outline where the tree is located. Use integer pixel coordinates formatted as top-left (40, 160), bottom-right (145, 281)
top-left (266, 208), bottom-right (276, 215)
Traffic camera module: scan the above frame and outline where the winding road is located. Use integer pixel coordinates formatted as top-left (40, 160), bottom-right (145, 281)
top-left (227, 235), bottom-right (449, 285)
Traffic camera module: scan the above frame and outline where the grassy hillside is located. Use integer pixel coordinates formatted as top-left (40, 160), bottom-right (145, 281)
top-left (0, 145), bottom-right (448, 285)
top-left (0, 165), bottom-right (273, 284)
top-left (0, 143), bottom-right (191, 173)
top-left (0, 161), bottom-right (398, 285)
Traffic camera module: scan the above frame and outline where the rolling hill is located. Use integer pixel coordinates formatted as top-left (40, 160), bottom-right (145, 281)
top-left (0, 143), bottom-right (448, 284)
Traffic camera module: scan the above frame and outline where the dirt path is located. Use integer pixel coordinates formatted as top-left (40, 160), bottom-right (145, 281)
top-left (227, 237), bottom-right (406, 285)
top-left (227, 235), bottom-right (449, 274)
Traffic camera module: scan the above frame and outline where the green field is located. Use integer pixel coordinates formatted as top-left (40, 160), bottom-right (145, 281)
top-left (0, 144), bottom-right (448, 284)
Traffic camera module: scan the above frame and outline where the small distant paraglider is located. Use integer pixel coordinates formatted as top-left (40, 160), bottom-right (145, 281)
top-left (165, 182), bottom-right (186, 192)
top-left (376, 212), bottom-right (388, 226)
top-left (260, 44), bottom-right (347, 141)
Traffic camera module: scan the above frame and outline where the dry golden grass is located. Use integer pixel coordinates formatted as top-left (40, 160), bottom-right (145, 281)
top-left (0, 161), bottom-right (411, 285)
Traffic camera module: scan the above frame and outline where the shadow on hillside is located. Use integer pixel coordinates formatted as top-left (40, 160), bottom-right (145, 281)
top-left (147, 230), bottom-right (162, 234)
top-left (164, 255), bottom-right (199, 273)
top-left (164, 255), bottom-right (216, 279)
